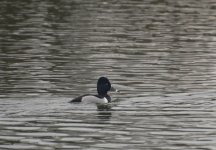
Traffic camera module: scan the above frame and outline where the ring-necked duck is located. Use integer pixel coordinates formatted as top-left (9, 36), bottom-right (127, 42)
top-left (70, 77), bottom-right (117, 104)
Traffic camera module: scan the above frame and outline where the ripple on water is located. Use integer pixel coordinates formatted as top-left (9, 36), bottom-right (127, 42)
top-left (0, 92), bottom-right (216, 150)
top-left (1, 0), bottom-right (216, 149)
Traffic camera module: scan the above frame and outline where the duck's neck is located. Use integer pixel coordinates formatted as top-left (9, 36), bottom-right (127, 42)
top-left (97, 92), bottom-right (107, 98)
top-left (97, 86), bottom-right (107, 96)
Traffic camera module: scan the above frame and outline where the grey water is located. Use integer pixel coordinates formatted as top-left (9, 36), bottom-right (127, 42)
top-left (1, 0), bottom-right (216, 149)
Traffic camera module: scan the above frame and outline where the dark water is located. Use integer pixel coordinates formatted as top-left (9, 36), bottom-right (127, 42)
top-left (1, 0), bottom-right (216, 149)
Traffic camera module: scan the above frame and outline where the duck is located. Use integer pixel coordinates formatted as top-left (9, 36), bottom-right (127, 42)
top-left (70, 77), bottom-right (117, 104)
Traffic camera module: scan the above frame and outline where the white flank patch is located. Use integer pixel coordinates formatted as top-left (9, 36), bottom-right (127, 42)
top-left (81, 96), bottom-right (108, 104)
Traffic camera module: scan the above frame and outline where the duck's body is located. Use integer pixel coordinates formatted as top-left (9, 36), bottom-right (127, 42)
top-left (70, 94), bottom-right (111, 104)
top-left (70, 77), bottom-right (115, 104)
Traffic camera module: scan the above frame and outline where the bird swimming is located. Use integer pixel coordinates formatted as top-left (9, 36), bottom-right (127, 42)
top-left (70, 77), bottom-right (117, 104)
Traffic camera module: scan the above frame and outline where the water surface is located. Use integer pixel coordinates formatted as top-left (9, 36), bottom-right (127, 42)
top-left (1, 0), bottom-right (216, 149)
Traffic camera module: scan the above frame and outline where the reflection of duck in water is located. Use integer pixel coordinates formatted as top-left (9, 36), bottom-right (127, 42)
top-left (97, 109), bottom-right (112, 120)
top-left (70, 77), bottom-right (118, 104)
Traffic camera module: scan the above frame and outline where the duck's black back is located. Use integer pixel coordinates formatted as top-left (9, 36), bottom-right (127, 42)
top-left (70, 94), bottom-right (89, 103)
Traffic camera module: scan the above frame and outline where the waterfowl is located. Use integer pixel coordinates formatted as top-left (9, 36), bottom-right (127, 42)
top-left (70, 77), bottom-right (117, 104)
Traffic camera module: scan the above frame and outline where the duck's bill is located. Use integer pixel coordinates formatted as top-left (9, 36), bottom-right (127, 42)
top-left (110, 86), bottom-right (119, 92)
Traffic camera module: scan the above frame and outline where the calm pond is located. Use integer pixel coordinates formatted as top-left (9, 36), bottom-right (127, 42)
top-left (1, 0), bottom-right (216, 149)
